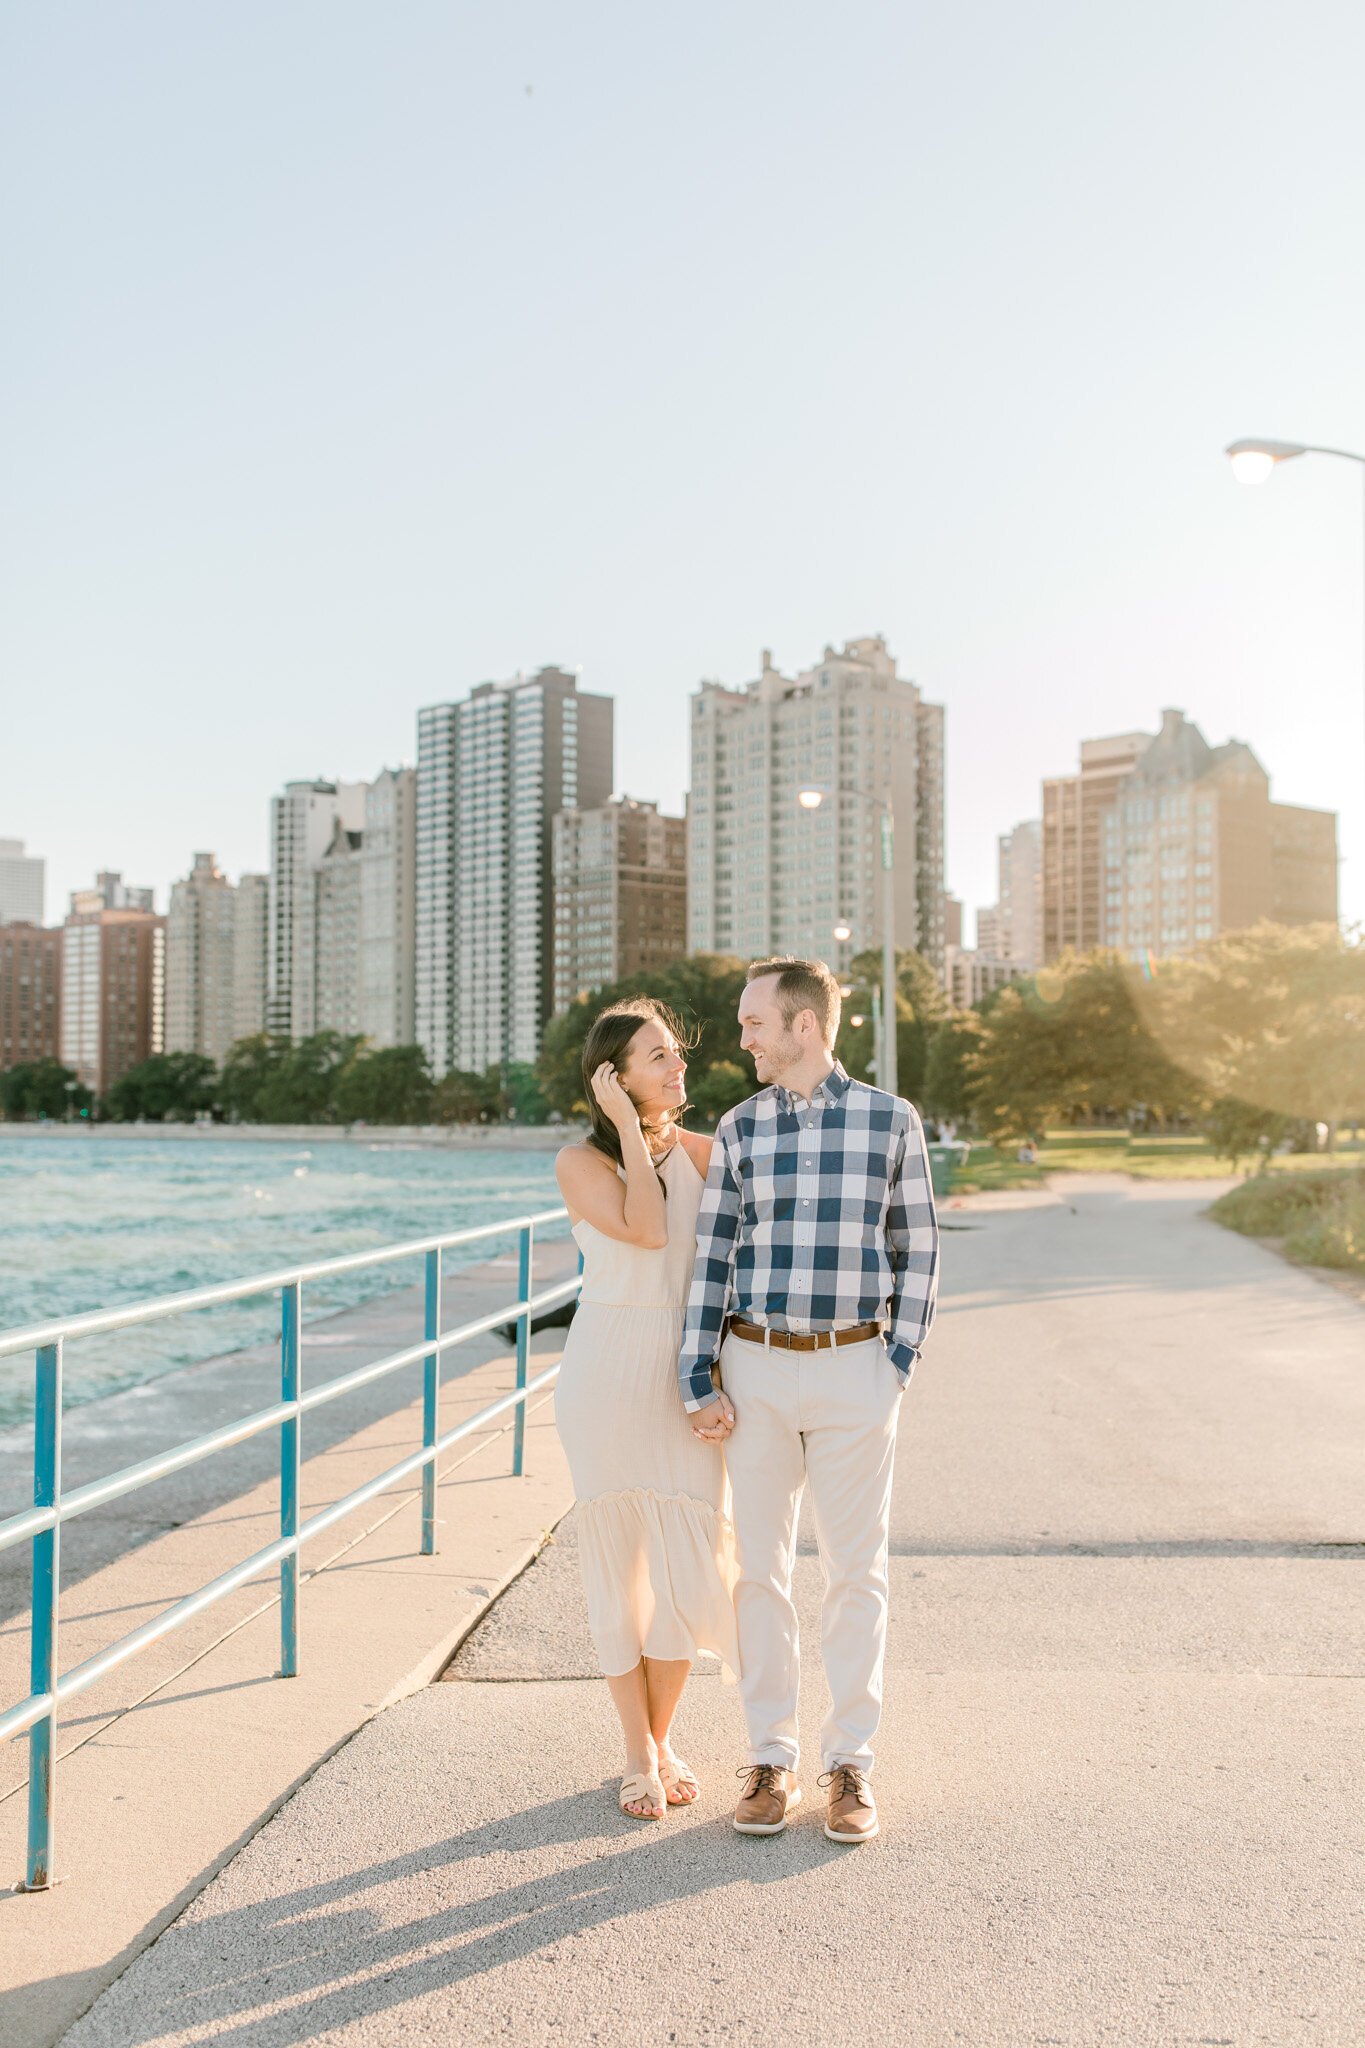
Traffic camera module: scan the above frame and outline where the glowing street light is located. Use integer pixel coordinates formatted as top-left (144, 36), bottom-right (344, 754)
top-left (1225, 434), bottom-right (1365, 815)
top-left (833, 921), bottom-right (852, 942)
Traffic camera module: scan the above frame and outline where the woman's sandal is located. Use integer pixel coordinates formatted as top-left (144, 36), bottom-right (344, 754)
top-left (658, 1757), bottom-right (700, 1805)
top-left (619, 1771), bottom-right (665, 1820)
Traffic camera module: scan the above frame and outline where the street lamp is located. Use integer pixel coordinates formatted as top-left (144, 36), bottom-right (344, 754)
top-left (798, 784), bottom-right (898, 1096)
top-left (1226, 436), bottom-right (1365, 799)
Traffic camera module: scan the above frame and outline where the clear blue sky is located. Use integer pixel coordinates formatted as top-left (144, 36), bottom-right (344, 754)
top-left (5, 0), bottom-right (1364, 938)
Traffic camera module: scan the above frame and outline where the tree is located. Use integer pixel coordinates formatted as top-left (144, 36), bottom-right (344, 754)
top-left (845, 948), bottom-right (946, 1103)
top-left (0, 1058), bottom-right (92, 1121)
top-left (105, 1051), bottom-right (217, 1122)
top-left (1136, 923), bottom-right (1365, 1141)
top-left (1198, 1096), bottom-right (1288, 1174)
top-left (969, 951), bottom-right (1195, 1144)
top-left (432, 1067), bottom-right (497, 1125)
top-left (499, 1062), bottom-right (550, 1125)
top-left (332, 1045), bottom-right (434, 1125)
top-left (923, 1012), bottom-right (984, 1126)
top-left (689, 1061), bottom-right (754, 1123)
top-left (537, 954), bottom-right (751, 1121)
top-left (218, 1034), bottom-right (283, 1123)
top-left (254, 1033), bottom-right (365, 1124)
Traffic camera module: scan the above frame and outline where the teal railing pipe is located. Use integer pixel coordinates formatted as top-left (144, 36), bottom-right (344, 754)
top-left (0, 1208), bottom-right (577, 1892)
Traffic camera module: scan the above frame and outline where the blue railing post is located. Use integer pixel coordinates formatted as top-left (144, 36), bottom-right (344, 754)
top-left (27, 1340), bottom-right (61, 1889)
top-left (421, 1248), bottom-right (441, 1554)
top-left (279, 1282), bottom-right (300, 1676)
top-left (512, 1224), bottom-right (532, 1476)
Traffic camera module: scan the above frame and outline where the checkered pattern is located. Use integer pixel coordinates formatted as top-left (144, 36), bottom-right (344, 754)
top-left (677, 1062), bottom-right (940, 1411)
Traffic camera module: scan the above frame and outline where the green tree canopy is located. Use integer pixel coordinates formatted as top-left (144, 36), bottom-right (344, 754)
top-left (968, 951), bottom-right (1195, 1144)
top-left (217, 1034), bottom-right (281, 1123)
top-left (0, 1058), bottom-right (92, 1121)
top-left (332, 1044), bottom-right (435, 1125)
top-left (923, 1012), bottom-right (985, 1124)
top-left (1136, 923), bottom-right (1365, 1133)
top-left (104, 1051), bottom-right (217, 1122)
top-left (255, 1033), bottom-right (364, 1123)
top-left (432, 1067), bottom-right (498, 1125)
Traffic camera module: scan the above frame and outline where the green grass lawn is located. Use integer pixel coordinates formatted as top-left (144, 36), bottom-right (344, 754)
top-left (950, 1132), bottom-right (1365, 1195)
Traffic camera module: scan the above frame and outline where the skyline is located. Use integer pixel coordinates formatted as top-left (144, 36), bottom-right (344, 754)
top-left (5, 2), bottom-right (1365, 931)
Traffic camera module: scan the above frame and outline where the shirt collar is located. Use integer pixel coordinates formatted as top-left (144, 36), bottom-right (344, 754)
top-left (773, 1060), bottom-right (851, 1116)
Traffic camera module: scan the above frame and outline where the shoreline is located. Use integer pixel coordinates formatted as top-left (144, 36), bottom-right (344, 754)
top-left (0, 1120), bottom-right (582, 1150)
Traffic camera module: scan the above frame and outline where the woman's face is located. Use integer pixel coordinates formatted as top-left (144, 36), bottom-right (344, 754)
top-left (619, 1018), bottom-right (686, 1110)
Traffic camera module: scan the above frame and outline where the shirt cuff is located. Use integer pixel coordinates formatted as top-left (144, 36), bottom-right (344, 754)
top-left (884, 1338), bottom-right (918, 1386)
top-left (680, 1364), bottom-right (720, 1412)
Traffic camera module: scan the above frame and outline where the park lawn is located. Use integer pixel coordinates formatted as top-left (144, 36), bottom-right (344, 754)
top-left (950, 1132), bottom-right (1365, 1195)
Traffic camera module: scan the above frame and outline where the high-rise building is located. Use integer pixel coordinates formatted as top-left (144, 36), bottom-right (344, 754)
top-left (233, 873), bottom-right (269, 1042)
top-left (0, 923), bottom-right (61, 1071)
top-left (552, 798), bottom-right (687, 1013)
top-left (942, 893), bottom-right (964, 950)
top-left (416, 668), bottom-right (614, 1078)
top-left (0, 841), bottom-right (45, 927)
top-left (942, 944), bottom-right (1024, 1012)
top-left (361, 767), bottom-right (417, 1047)
top-left (60, 899), bottom-right (165, 1096)
top-left (165, 854), bottom-right (239, 1064)
top-left (687, 637), bottom-right (946, 980)
top-left (70, 872), bottom-right (156, 916)
top-left (267, 780), bottom-right (367, 1037)
top-left (1041, 709), bottom-right (1337, 962)
top-left (313, 817), bottom-right (365, 1035)
top-left (1042, 733), bottom-right (1151, 958)
top-left (976, 820), bottom-right (1041, 972)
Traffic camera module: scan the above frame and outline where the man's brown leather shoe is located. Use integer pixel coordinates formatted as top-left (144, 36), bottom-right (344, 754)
top-left (821, 1765), bottom-right (878, 1842)
top-left (733, 1764), bottom-right (802, 1834)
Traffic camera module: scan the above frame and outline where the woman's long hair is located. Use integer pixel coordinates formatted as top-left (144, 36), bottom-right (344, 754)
top-left (580, 998), bottom-right (696, 1169)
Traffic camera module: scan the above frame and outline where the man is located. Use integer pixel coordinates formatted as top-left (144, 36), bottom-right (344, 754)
top-left (679, 957), bottom-right (938, 1843)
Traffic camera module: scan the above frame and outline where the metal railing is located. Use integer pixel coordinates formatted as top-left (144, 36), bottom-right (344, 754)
top-left (0, 1209), bottom-right (579, 1891)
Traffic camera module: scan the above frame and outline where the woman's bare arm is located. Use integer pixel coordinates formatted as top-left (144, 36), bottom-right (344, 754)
top-left (556, 1140), bottom-right (669, 1248)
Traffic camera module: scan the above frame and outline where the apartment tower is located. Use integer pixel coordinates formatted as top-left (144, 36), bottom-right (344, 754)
top-left (416, 668), bottom-right (613, 1078)
top-left (0, 841), bottom-right (45, 927)
top-left (60, 877), bottom-right (165, 1095)
top-left (687, 638), bottom-right (946, 980)
top-left (0, 923), bottom-right (61, 1070)
top-left (165, 854), bottom-right (239, 1064)
top-left (1041, 710), bottom-right (1337, 962)
top-left (551, 798), bottom-right (687, 1013)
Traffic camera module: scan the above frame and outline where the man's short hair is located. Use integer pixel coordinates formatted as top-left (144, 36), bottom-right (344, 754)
top-left (745, 956), bottom-right (842, 1047)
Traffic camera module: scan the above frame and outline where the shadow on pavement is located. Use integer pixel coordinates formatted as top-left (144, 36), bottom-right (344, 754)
top-left (79, 1790), bottom-right (839, 2047)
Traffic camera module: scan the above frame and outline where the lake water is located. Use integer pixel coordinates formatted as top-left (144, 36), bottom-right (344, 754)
top-left (0, 1137), bottom-right (568, 1428)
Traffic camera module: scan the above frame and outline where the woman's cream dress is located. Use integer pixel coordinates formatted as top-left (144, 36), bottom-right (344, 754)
top-left (555, 1142), bottom-right (739, 1682)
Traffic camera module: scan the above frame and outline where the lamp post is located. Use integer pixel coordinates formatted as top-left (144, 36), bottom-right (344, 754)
top-left (1225, 436), bottom-right (1365, 798)
top-left (798, 787), bottom-right (898, 1096)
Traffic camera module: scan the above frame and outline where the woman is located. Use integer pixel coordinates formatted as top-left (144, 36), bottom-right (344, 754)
top-left (554, 998), bottom-right (738, 1820)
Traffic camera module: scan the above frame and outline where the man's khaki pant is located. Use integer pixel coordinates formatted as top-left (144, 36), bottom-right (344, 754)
top-left (719, 1331), bottom-right (902, 1775)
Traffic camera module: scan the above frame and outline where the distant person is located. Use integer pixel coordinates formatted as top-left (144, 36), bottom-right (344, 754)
top-left (679, 958), bottom-right (939, 1844)
top-left (554, 1000), bottom-right (738, 1820)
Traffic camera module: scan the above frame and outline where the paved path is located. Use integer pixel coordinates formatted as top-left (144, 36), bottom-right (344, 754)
top-left (61, 1180), bottom-right (1365, 2048)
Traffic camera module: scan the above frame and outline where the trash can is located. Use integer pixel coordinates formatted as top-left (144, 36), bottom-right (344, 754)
top-left (926, 1141), bottom-right (969, 1198)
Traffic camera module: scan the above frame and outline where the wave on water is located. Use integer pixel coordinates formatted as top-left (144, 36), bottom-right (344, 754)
top-left (0, 1137), bottom-right (568, 1428)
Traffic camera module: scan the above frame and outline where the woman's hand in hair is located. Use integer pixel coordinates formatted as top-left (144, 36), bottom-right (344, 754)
top-left (590, 1061), bottom-right (642, 1138)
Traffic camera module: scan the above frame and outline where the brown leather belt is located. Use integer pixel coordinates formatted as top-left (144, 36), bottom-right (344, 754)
top-left (727, 1317), bottom-right (882, 1352)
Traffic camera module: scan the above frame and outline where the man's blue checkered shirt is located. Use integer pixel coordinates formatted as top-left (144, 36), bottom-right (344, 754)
top-left (677, 1061), bottom-right (940, 1412)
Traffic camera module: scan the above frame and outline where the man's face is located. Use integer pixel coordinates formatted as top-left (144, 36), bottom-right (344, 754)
top-left (738, 975), bottom-right (805, 1085)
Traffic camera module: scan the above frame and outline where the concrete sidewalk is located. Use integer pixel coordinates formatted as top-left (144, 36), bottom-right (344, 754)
top-left (55, 1181), bottom-right (1365, 2046)
top-left (1, 1240), bottom-right (580, 2047)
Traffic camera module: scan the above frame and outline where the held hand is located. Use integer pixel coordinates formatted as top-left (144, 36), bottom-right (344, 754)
top-left (690, 1391), bottom-right (735, 1444)
top-left (590, 1060), bottom-right (643, 1138)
